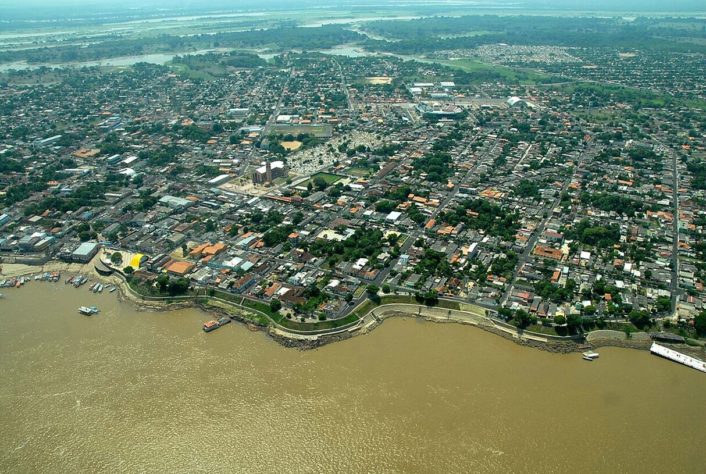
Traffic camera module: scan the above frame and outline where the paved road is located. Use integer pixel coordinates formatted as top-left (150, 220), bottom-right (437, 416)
top-left (500, 149), bottom-right (586, 307)
top-left (669, 147), bottom-right (681, 314)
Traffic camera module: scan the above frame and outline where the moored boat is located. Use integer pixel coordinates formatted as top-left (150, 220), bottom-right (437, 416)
top-left (582, 351), bottom-right (599, 361)
top-left (218, 316), bottom-right (231, 326)
top-left (203, 320), bottom-right (220, 332)
top-left (78, 306), bottom-right (99, 316)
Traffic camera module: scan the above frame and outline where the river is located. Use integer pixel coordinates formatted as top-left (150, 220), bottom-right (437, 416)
top-left (1, 282), bottom-right (705, 472)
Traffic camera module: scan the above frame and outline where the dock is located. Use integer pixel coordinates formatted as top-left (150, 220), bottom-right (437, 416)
top-left (650, 343), bottom-right (706, 373)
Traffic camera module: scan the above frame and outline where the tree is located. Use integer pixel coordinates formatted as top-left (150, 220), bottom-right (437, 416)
top-left (344, 293), bottom-right (353, 303)
top-left (313, 176), bottom-right (328, 191)
top-left (123, 265), bottom-right (134, 274)
top-left (513, 310), bottom-right (535, 329)
top-left (554, 315), bottom-right (566, 326)
top-left (566, 314), bottom-right (583, 332)
top-left (366, 285), bottom-right (381, 304)
top-left (168, 277), bottom-right (189, 296)
top-left (157, 273), bottom-right (170, 293)
top-left (382, 283), bottom-right (391, 294)
top-left (694, 311), bottom-right (706, 337)
top-left (270, 299), bottom-right (282, 313)
top-left (423, 290), bottom-right (439, 306)
top-left (628, 310), bottom-right (651, 329)
top-left (110, 252), bottom-right (123, 265)
top-left (656, 296), bottom-right (671, 313)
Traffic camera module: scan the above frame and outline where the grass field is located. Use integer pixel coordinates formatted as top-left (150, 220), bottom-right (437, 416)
top-left (438, 58), bottom-right (551, 84)
top-left (346, 167), bottom-right (372, 177)
top-left (270, 124), bottom-right (333, 138)
top-left (299, 171), bottom-right (344, 188)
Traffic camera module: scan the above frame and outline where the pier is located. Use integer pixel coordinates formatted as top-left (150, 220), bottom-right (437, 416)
top-left (650, 343), bottom-right (706, 373)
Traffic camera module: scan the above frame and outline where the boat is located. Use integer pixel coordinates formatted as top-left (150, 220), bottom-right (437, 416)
top-left (582, 351), bottom-right (600, 361)
top-left (0, 293), bottom-right (4, 299)
top-left (78, 306), bottom-right (100, 316)
top-left (218, 316), bottom-right (231, 326)
top-left (108, 285), bottom-right (117, 293)
top-left (203, 320), bottom-right (220, 332)
top-left (97, 284), bottom-right (104, 293)
top-left (650, 342), bottom-right (706, 373)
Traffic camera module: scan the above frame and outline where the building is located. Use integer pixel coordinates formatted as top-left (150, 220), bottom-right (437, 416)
top-left (252, 161), bottom-right (286, 185)
top-left (72, 242), bottom-right (101, 263)
top-left (164, 260), bottom-right (195, 276)
top-left (159, 195), bottom-right (193, 210)
top-left (208, 174), bottom-right (232, 186)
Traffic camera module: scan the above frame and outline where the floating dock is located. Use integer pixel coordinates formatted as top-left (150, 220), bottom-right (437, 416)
top-left (650, 342), bottom-right (706, 373)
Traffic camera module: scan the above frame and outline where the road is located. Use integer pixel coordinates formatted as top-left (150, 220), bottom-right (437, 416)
top-left (337, 135), bottom-right (501, 317)
top-left (331, 58), bottom-right (354, 113)
top-left (669, 147), bottom-right (681, 315)
top-left (500, 150), bottom-right (585, 307)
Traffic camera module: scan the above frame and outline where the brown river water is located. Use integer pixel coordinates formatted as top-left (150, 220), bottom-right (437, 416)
top-left (1, 282), bottom-right (705, 473)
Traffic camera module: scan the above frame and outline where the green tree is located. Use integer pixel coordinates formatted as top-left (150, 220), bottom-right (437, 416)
top-left (157, 273), bottom-right (170, 293)
top-left (313, 176), bottom-right (328, 191)
top-left (554, 315), bottom-right (566, 326)
top-left (628, 310), bottom-right (651, 329)
top-left (656, 296), bottom-right (671, 313)
top-left (123, 265), bottom-right (134, 274)
top-left (382, 283), bottom-right (391, 294)
top-left (110, 252), bottom-right (123, 265)
top-left (513, 310), bottom-right (535, 329)
top-left (423, 290), bottom-right (439, 306)
top-left (270, 299), bottom-right (282, 313)
top-left (694, 311), bottom-right (706, 337)
top-left (168, 278), bottom-right (189, 296)
top-left (566, 314), bottom-right (583, 332)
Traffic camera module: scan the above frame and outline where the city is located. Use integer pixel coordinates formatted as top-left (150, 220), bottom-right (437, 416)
top-left (1, 2), bottom-right (705, 472)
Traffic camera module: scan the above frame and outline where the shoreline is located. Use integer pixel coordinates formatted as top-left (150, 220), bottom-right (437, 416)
top-left (0, 260), bottom-right (700, 358)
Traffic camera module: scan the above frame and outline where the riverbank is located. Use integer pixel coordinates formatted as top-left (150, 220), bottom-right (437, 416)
top-left (1, 259), bottom-right (700, 358)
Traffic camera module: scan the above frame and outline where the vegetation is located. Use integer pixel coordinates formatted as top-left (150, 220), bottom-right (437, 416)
top-left (412, 152), bottom-right (453, 183)
top-left (566, 219), bottom-right (621, 248)
top-left (442, 198), bottom-right (520, 241)
top-left (513, 179), bottom-right (540, 199)
top-left (308, 227), bottom-right (384, 266)
top-left (580, 192), bottom-right (643, 217)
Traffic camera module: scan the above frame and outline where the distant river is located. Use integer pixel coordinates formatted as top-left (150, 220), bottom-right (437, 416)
top-left (0, 49), bottom-right (240, 72)
top-left (1, 283), bottom-right (705, 472)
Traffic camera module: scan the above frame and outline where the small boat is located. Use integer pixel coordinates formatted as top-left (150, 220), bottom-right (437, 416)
top-left (108, 285), bottom-right (117, 293)
top-left (218, 316), bottom-right (231, 326)
top-left (78, 306), bottom-right (99, 316)
top-left (582, 351), bottom-right (600, 361)
top-left (203, 320), bottom-right (220, 332)
top-left (97, 284), bottom-right (103, 293)
top-left (0, 293), bottom-right (4, 298)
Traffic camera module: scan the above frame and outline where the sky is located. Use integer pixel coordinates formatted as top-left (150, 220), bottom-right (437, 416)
top-left (1, 0), bottom-right (704, 18)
